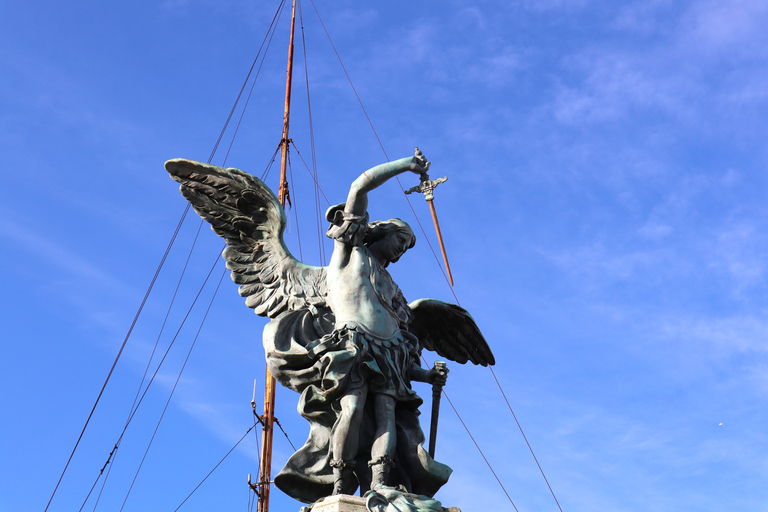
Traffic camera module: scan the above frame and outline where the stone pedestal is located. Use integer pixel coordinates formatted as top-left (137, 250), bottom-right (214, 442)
top-left (305, 491), bottom-right (460, 512)
top-left (312, 494), bottom-right (368, 512)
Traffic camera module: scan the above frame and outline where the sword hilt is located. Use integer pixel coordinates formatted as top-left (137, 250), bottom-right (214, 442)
top-left (429, 361), bottom-right (448, 458)
top-left (432, 361), bottom-right (448, 392)
top-left (404, 154), bottom-right (455, 286)
top-left (405, 175), bottom-right (448, 201)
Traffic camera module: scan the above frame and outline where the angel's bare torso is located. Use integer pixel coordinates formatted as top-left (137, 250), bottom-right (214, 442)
top-left (327, 243), bottom-right (402, 338)
top-left (325, 156), bottom-right (425, 338)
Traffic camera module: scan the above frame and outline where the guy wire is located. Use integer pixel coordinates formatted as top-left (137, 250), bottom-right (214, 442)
top-left (118, 267), bottom-right (228, 511)
top-left (307, 4), bottom-right (561, 508)
top-left (46, 2), bottom-right (290, 505)
top-left (172, 421), bottom-right (260, 512)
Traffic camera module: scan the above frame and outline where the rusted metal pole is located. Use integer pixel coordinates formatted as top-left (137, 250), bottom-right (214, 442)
top-left (257, 376), bottom-right (276, 512)
top-left (258, 2), bottom-right (297, 512)
top-left (277, 0), bottom-right (297, 206)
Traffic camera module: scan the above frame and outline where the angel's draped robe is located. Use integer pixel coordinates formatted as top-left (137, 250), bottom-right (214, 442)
top-left (263, 210), bottom-right (451, 503)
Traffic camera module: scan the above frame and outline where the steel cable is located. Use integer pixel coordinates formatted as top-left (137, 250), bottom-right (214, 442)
top-left (172, 421), bottom-right (260, 512)
top-left (43, 202), bottom-right (190, 512)
top-left (119, 266), bottom-right (227, 511)
top-left (47, 2), bottom-right (289, 505)
top-left (208, 0), bottom-right (287, 164)
top-left (222, 0), bottom-right (288, 167)
top-left (305, 4), bottom-right (564, 510)
top-left (489, 366), bottom-right (564, 512)
top-left (297, 0), bottom-right (327, 266)
top-left (80, 220), bottom-right (207, 512)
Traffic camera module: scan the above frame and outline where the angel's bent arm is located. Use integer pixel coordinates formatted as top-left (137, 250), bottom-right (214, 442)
top-left (344, 150), bottom-right (430, 217)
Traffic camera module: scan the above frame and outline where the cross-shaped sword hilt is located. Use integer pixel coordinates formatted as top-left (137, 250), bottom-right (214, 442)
top-left (405, 175), bottom-right (448, 201)
top-left (404, 164), bottom-right (454, 285)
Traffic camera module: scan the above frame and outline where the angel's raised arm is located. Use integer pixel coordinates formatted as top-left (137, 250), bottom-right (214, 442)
top-left (344, 148), bottom-right (430, 217)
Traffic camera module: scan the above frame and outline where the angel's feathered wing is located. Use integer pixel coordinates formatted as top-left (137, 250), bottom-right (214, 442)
top-left (166, 158), bottom-right (327, 318)
top-left (408, 299), bottom-right (495, 366)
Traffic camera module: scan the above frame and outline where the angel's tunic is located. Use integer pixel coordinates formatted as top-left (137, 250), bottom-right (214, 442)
top-left (263, 208), bottom-right (451, 503)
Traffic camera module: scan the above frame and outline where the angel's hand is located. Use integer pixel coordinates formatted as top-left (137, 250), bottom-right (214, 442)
top-left (410, 147), bottom-right (431, 176)
top-left (426, 364), bottom-right (449, 386)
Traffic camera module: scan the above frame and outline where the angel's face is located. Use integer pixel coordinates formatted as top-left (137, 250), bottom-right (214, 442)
top-left (381, 230), bottom-right (414, 264)
top-left (367, 220), bottom-right (415, 267)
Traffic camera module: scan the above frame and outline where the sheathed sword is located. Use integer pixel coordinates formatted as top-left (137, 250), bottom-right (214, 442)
top-left (405, 158), bottom-right (454, 286)
top-left (428, 361), bottom-right (448, 458)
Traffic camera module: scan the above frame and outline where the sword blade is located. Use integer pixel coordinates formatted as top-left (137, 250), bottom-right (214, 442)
top-left (426, 198), bottom-right (454, 286)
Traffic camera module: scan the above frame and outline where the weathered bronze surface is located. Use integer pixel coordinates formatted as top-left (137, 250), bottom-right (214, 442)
top-left (166, 150), bottom-right (494, 508)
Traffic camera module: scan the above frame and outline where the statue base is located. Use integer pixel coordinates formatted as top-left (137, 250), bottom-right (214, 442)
top-left (310, 494), bottom-right (368, 512)
top-left (301, 490), bottom-right (461, 512)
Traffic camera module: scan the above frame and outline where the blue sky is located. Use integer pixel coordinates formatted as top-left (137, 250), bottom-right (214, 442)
top-left (3, 0), bottom-right (768, 511)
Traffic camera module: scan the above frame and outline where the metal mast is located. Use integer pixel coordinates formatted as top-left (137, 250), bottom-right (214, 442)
top-left (258, 1), bottom-right (297, 511)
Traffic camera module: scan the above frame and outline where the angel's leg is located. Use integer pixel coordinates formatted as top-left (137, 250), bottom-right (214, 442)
top-left (331, 385), bottom-right (367, 494)
top-left (370, 393), bottom-right (397, 489)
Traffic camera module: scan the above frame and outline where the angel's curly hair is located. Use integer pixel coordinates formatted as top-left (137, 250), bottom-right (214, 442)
top-left (363, 218), bottom-right (416, 249)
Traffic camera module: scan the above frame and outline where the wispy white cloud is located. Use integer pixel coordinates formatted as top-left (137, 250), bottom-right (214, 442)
top-left (611, 0), bottom-right (675, 35)
top-left (521, 392), bottom-right (768, 510)
top-left (708, 222), bottom-right (768, 295)
top-left (176, 398), bottom-right (261, 460)
top-left (0, 211), bottom-right (127, 294)
top-left (435, 381), bottom-right (768, 512)
top-left (637, 220), bottom-right (673, 240)
top-left (521, 0), bottom-right (594, 12)
top-left (158, 0), bottom-right (190, 12)
top-left (679, 0), bottom-right (768, 57)
top-left (552, 53), bottom-right (688, 124)
top-left (547, 242), bottom-right (671, 285)
top-left (545, 0), bottom-right (768, 133)
top-left (743, 362), bottom-right (768, 396)
top-left (659, 314), bottom-right (768, 355)
top-left (325, 6), bottom-right (380, 32)
top-left (147, 364), bottom-right (266, 460)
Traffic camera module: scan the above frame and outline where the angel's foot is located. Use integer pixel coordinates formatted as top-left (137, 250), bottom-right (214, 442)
top-left (331, 459), bottom-right (356, 495)
top-left (369, 456), bottom-right (395, 491)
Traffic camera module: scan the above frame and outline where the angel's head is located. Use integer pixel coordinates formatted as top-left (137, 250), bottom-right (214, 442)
top-left (364, 218), bottom-right (416, 266)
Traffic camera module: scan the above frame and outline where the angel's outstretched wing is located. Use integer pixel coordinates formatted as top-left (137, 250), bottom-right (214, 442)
top-left (408, 299), bottom-right (495, 366)
top-left (166, 158), bottom-right (327, 318)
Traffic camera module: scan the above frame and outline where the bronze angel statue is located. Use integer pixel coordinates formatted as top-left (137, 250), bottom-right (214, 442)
top-left (166, 149), bottom-right (494, 504)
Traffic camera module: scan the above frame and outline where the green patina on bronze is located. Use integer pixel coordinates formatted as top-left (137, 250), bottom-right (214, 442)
top-left (166, 149), bottom-right (494, 508)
